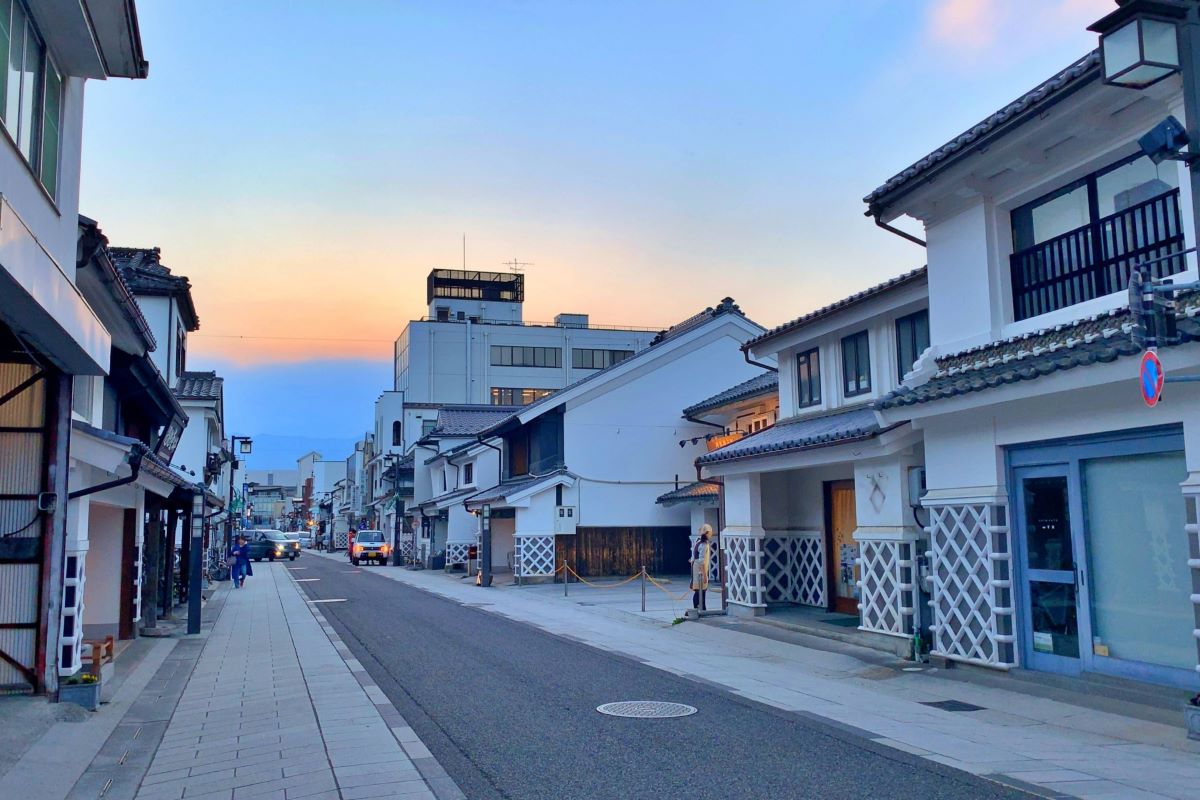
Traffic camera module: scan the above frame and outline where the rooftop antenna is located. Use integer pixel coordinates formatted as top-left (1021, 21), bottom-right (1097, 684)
top-left (503, 258), bottom-right (533, 274)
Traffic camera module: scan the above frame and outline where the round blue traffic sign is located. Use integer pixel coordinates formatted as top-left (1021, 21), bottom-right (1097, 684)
top-left (1140, 350), bottom-right (1164, 407)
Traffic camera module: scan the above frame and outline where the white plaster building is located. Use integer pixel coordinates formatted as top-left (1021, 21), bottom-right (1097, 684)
top-left (412, 406), bottom-right (517, 569)
top-left (656, 370), bottom-right (780, 585)
top-left (867, 50), bottom-right (1200, 688)
top-left (446, 298), bottom-right (766, 580)
top-left (698, 269), bottom-right (929, 655)
top-left (0, 0), bottom-right (147, 694)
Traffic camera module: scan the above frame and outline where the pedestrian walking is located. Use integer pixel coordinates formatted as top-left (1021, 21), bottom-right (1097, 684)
top-left (228, 534), bottom-right (252, 588)
top-left (690, 524), bottom-right (713, 611)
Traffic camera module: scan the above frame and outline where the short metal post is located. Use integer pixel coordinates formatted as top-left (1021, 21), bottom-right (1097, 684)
top-left (640, 565), bottom-right (646, 612)
top-left (563, 561), bottom-right (569, 596)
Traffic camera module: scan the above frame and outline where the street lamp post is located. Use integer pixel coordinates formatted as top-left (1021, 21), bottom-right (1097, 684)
top-left (225, 435), bottom-right (252, 552)
top-left (1090, 1), bottom-right (1200, 263)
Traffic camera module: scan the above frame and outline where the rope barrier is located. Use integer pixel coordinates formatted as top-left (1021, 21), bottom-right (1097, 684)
top-left (562, 563), bottom-right (642, 589)
top-left (645, 574), bottom-right (692, 602)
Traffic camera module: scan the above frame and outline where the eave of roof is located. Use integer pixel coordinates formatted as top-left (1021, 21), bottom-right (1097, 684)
top-left (697, 406), bottom-right (884, 466)
top-left (864, 51), bottom-right (1101, 215)
top-left (464, 470), bottom-right (575, 508)
top-left (745, 267), bottom-right (927, 351)
top-left (682, 372), bottom-right (778, 417)
top-left (655, 481), bottom-right (719, 506)
top-left (876, 298), bottom-right (1200, 410)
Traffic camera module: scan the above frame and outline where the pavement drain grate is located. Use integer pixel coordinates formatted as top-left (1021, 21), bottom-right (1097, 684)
top-left (920, 699), bottom-right (986, 712)
top-left (597, 701), bottom-right (697, 719)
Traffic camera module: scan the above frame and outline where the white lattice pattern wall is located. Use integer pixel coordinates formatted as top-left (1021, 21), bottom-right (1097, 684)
top-left (761, 533), bottom-right (825, 607)
top-left (857, 539), bottom-right (918, 637)
top-left (722, 534), bottom-right (765, 608)
top-left (58, 550), bottom-right (85, 676)
top-left (928, 503), bottom-right (1015, 667)
top-left (516, 535), bottom-right (556, 577)
top-left (446, 543), bottom-right (471, 566)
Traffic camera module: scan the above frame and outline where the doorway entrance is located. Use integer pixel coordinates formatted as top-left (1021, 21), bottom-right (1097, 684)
top-left (825, 480), bottom-right (858, 615)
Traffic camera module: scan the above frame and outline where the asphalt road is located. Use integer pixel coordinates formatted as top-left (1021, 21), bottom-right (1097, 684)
top-left (293, 555), bottom-right (1028, 800)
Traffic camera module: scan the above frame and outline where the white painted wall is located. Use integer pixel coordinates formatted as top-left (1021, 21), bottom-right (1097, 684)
top-left (561, 331), bottom-right (762, 528)
top-left (82, 502), bottom-right (123, 636)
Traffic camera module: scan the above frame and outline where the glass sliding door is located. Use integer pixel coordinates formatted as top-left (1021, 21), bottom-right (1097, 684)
top-left (1014, 465), bottom-right (1088, 675)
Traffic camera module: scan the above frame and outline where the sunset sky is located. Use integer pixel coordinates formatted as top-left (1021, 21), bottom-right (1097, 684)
top-left (78, 0), bottom-right (1112, 464)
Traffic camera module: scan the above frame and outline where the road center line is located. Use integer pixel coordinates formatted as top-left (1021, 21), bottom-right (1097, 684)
top-left (293, 578), bottom-right (320, 582)
top-left (307, 598), bottom-right (347, 603)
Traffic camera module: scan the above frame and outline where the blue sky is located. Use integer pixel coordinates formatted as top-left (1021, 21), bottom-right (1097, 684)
top-left (78, 1), bottom-right (1112, 466)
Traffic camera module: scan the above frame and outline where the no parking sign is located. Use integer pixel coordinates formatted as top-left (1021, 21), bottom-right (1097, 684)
top-left (1140, 350), bottom-right (1164, 407)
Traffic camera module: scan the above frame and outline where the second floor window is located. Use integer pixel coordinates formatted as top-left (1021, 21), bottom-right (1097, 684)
top-left (491, 345), bottom-right (562, 368)
top-left (391, 421), bottom-right (402, 446)
top-left (0, 1), bottom-right (62, 198)
top-left (895, 310), bottom-right (930, 377)
top-left (462, 462), bottom-right (474, 485)
top-left (1009, 154), bottom-right (1183, 321)
top-left (795, 348), bottom-right (820, 408)
top-left (841, 331), bottom-right (871, 398)
top-left (421, 419), bottom-right (436, 437)
top-left (572, 348), bottom-right (633, 369)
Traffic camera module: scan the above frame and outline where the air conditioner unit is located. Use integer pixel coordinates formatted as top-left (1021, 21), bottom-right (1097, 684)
top-left (554, 505), bottom-right (577, 534)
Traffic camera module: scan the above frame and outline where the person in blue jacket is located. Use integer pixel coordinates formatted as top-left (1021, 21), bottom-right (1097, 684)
top-left (229, 534), bottom-right (253, 588)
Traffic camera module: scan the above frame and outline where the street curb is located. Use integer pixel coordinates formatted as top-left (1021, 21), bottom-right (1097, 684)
top-left (288, 567), bottom-right (468, 800)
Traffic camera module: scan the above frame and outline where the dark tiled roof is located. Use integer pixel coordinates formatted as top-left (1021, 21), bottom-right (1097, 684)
top-left (418, 486), bottom-right (476, 511)
top-left (142, 452), bottom-right (195, 490)
top-left (110, 246), bottom-right (200, 330)
top-left (697, 406), bottom-right (882, 465)
top-left (175, 371), bottom-right (223, 401)
top-left (465, 470), bottom-right (573, 507)
top-left (864, 52), bottom-right (1101, 212)
top-left (682, 372), bottom-right (778, 417)
top-left (431, 405), bottom-right (521, 437)
top-left (655, 481), bottom-right (719, 506)
top-left (77, 219), bottom-right (158, 352)
top-left (875, 301), bottom-right (1200, 409)
top-left (478, 299), bottom-right (762, 437)
top-left (746, 267), bottom-right (927, 350)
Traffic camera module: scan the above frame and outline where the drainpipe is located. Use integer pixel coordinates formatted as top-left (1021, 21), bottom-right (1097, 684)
top-left (742, 346), bottom-right (777, 374)
top-left (869, 210), bottom-right (926, 248)
top-left (69, 444), bottom-right (148, 499)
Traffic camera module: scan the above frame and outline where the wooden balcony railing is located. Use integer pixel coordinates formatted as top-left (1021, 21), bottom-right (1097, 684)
top-left (1009, 188), bottom-right (1186, 321)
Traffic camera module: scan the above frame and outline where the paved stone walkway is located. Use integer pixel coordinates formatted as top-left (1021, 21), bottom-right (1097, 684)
top-left (131, 563), bottom-right (460, 800)
top-left (322, 553), bottom-right (1200, 800)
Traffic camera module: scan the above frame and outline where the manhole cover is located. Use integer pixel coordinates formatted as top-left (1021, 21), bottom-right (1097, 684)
top-left (596, 701), bottom-right (697, 718)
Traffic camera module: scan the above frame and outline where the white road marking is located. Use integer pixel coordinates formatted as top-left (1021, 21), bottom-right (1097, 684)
top-left (307, 598), bottom-right (347, 603)
top-left (293, 578), bottom-right (321, 582)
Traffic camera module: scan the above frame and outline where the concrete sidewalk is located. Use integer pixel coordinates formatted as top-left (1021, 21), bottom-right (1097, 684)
top-left (328, 553), bottom-right (1200, 800)
top-left (54, 563), bottom-right (460, 800)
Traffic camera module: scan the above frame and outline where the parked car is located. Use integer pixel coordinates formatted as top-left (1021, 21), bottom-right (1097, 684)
top-left (350, 530), bottom-right (389, 566)
top-left (298, 534), bottom-right (313, 548)
top-left (243, 529), bottom-right (300, 561)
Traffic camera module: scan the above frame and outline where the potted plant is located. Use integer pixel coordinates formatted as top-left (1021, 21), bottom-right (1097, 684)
top-left (1187, 694), bottom-right (1200, 741)
top-left (59, 672), bottom-right (101, 711)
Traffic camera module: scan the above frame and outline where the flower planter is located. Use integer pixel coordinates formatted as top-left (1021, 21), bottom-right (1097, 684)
top-left (59, 679), bottom-right (101, 711)
top-left (1186, 704), bottom-right (1200, 741)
